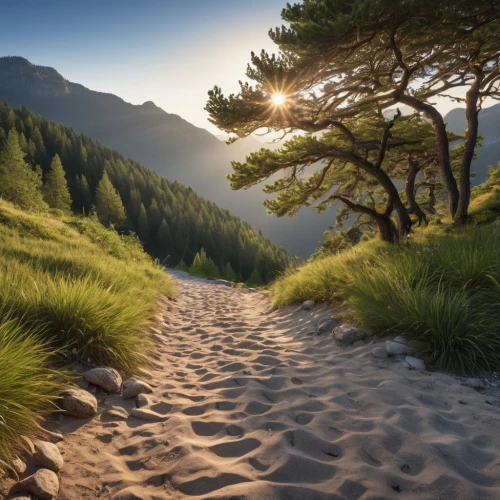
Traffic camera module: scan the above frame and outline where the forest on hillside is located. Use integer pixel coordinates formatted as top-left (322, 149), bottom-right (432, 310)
top-left (0, 102), bottom-right (292, 282)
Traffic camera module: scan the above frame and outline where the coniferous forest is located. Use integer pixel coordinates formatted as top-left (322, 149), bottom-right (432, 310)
top-left (0, 102), bottom-right (292, 283)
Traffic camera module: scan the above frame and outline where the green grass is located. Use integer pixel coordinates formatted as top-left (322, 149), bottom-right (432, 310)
top-left (273, 225), bottom-right (500, 373)
top-left (0, 200), bottom-right (176, 476)
top-left (0, 319), bottom-right (67, 476)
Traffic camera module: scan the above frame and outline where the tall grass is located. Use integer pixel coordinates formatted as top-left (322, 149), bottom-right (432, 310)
top-left (273, 225), bottom-right (500, 373)
top-left (0, 319), bottom-right (66, 477)
top-left (0, 201), bottom-right (175, 372)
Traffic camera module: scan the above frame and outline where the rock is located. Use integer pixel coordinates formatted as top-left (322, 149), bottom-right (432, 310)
top-left (19, 469), bottom-right (59, 500)
top-left (391, 354), bottom-right (407, 363)
top-left (104, 406), bottom-right (129, 420)
top-left (60, 389), bottom-right (97, 418)
top-left (33, 440), bottom-right (63, 472)
top-left (372, 347), bottom-right (388, 359)
top-left (317, 319), bottom-right (338, 335)
top-left (393, 335), bottom-right (408, 345)
top-left (12, 457), bottom-right (26, 474)
top-left (130, 408), bottom-right (167, 422)
top-left (76, 380), bottom-right (89, 390)
top-left (352, 340), bottom-right (365, 347)
top-left (404, 356), bottom-right (426, 370)
top-left (83, 367), bottom-right (122, 393)
top-left (386, 341), bottom-right (413, 356)
top-left (122, 379), bottom-right (153, 400)
top-left (333, 324), bottom-right (368, 345)
top-left (136, 394), bottom-right (151, 408)
top-left (10, 494), bottom-right (32, 500)
top-left (464, 378), bottom-right (486, 390)
top-left (301, 300), bottom-right (315, 311)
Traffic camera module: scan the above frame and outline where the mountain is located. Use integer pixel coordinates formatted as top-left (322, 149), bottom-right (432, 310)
top-left (445, 104), bottom-right (500, 185)
top-left (0, 56), bottom-right (335, 257)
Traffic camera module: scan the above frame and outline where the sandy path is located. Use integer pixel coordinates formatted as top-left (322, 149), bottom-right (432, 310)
top-left (54, 271), bottom-right (500, 500)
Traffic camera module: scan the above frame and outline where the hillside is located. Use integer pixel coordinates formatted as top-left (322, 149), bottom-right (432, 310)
top-left (0, 56), bottom-right (334, 257)
top-left (445, 103), bottom-right (500, 184)
top-left (0, 199), bottom-right (176, 476)
top-left (0, 102), bottom-right (292, 282)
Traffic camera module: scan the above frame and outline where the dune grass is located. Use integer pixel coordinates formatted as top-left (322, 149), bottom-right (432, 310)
top-left (273, 225), bottom-right (500, 373)
top-left (0, 200), bottom-right (175, 476)
top-left (0, 319), bottom-right (67, 476)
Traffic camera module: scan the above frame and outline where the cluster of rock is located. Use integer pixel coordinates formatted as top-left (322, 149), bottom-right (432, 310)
top-left (301, 300), bottom-right (427, 371)
top-left (12, 366), bottom-right (158, 499)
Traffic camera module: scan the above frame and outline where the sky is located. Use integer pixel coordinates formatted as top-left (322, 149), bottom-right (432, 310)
top-left (0, 0), bottom-right (287, 133)
top-left (0, 0), bottom-right (472, 135)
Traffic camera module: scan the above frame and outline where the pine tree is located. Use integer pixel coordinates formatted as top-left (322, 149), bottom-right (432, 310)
top-left (189, 248), bottom-right (220, 278)
top-left (246, 269), bottom-right (263, 287)
top-left (0, 129), bottom-right (46, 210)
top-left (42, 154), bottom-right (72, 212)
top-left (222, 262), bottom-right (237, 282)
top-left (94, 171), bottom-right (126, 227)
top-left (156, 218), bottom-right (172, 261)
top-left (76, 174), bottom-right (92, 214)
top-left (137, 203), bottom-right (150, 242)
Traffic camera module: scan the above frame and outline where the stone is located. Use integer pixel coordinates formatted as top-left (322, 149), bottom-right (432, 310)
top-left (393, 336), bottom-right (408, 345)
top-left (386, 341), bottom-right (413, 356)
top-left (301, 300), bottom-right (315, 311)
top-left (130, 408), bottom-right (167, 422)
top-left (19, 469), bottom-right (59, 500)
top-left (352, 340), bottom-right (365, 347)
top-left (60, 389), bottom-right (97, 418)
top-left (104, 406), bottom-right (129, 420)
top-left (83, 367), bottom-right (122, 393)
top-left (464, 378), bottom-right (486, 390)
top-left (372, 347), bottom-right (388, 359)
top-left (122, 379), bottom-right (153, 399)
top-left (391, 354), bottom-right (407, 363)
top-left (333, 324), bottom-right (368, 345)
top-left (317, 319), bottom-right (338, 335)
top-left (136, 394), bottom-right (151, 408)
top-left (33, 440), bottom-right (63, 472)
top-left (404, 356), bottom-right (426, 370)
top-left (10, 494), bottom-right (32, 500)
top-left (12, 457), bottom-right (26, 474)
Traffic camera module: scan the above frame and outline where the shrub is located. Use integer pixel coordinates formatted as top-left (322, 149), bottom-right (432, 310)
top-left (0, 320), bottom-right (66, 477)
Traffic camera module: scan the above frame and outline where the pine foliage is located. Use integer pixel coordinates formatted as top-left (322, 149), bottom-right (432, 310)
top-left (42, 154), bottom-right (72, 212)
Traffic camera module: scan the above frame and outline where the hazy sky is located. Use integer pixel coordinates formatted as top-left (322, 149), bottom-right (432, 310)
top-left (1, 0), bottom-right (470, 135)
top-left (0, 0), bottom-right (287, 133)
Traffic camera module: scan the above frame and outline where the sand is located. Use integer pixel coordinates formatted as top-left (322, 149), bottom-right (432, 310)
top-left (26, 271), bottom-right (500, 499)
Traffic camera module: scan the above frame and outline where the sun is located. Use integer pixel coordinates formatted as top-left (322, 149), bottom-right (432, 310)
top-left (271, 93), bottom-right (286, 105)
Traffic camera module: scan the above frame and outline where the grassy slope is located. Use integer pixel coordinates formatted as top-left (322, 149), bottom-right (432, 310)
top-left (272, 176), bottom-right (500, 373)
top-left (0, 201), bottom-right (175, 475)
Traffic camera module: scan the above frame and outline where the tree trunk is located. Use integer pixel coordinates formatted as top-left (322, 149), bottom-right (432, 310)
top-left (398, 94), bottom-right (460, 218)
top-left (374, 214), bottom-right (398, 243)
top-left (405, 160), bottom-right (427, 225)
top-left (456, 71), bottom-right (483, 223)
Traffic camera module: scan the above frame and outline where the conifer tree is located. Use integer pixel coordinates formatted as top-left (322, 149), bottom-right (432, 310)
top-left (246, 269), bottom-right (263, 287)
top-left (0, 129), bottom-right (46, 210)
top-left (76, 174), bottom-right (92, 214)
top-left (42, 154), bottom-right (72, 212)
top-left (190, 248), bottom-right (220, 278)
top-left (222, 262), bottom-right (237, 282)
top-left (137, 203), bottom-right (150, 242)
top-left (156, 218), bottom-right (172, 260)
top-left (94, 171), bottom-right (126, 227)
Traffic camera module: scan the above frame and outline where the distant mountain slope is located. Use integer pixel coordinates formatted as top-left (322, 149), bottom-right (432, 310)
top-left (445, 104), bottom-right (500, 185)
top-left (0, 56), bottom-right (334, 257)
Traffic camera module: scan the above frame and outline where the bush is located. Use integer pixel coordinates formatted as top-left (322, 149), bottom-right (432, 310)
top-left (189, 248), bottom-right (220, 278)
top-left (0, 320), bottom-right (66, 477)
top-left (273, 225), bottom-right (500, 373)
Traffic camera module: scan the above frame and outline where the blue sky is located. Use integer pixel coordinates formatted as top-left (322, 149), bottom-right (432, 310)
top-left (0, 0), bottom-right (287, 132)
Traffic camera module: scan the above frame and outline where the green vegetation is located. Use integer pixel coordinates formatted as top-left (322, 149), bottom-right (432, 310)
top-left (189, 248), bottom-right (221, 278)
top-left (273, 213), bottom-right (500, 373)
top-left (0, 199), bottom-right (175, 476)
top-left (42, 154), bottom-right (71, 212)
top-left (0, 320), bottom-right (66, 475)
top-left (0, 102), bottom-right (292, 282)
